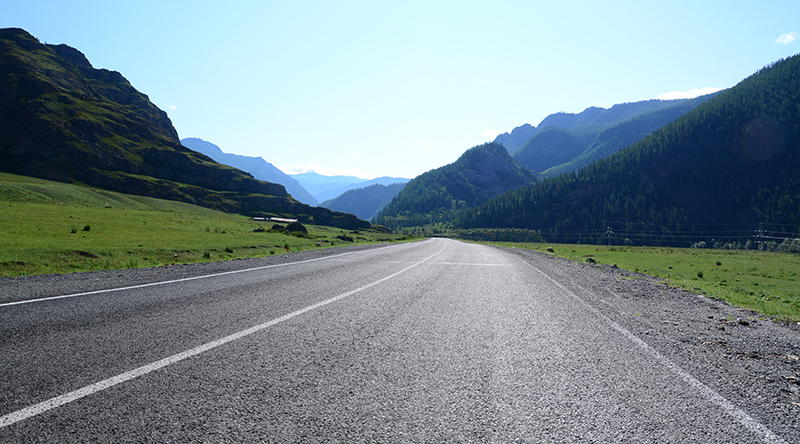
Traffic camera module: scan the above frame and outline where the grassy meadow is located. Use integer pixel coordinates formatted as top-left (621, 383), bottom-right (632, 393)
top-left (487, 242), bottom-right (800, 322)
top-left (0, 173), bottom-right (412, 277)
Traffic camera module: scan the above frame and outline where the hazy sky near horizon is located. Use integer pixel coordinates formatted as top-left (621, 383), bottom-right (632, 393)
top-left (4, 1), bottom-right (800, 179)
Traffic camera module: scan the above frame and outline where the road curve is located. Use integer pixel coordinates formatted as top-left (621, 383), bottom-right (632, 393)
top-left (0, 238), bottom-right (794, 442)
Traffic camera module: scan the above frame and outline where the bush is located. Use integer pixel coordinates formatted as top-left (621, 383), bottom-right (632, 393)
top-left (777, 238), bottom-right (800, 254)
top-left (286, 222), bottom-right (308, 234)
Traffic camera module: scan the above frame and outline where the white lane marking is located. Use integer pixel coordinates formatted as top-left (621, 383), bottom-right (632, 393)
top-left (518, 258), bottom-right (787, 444)
top-left (0, 242), bottom-right (446, 428)
top-left (0, 242), bottom-right (421, 308)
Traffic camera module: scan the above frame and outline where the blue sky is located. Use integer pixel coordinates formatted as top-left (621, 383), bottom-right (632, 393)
top-left (3, 1), bottom-right (799, 179)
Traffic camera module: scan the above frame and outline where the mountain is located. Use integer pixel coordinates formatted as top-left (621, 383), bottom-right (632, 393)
top-left (319, 176), bottom-right (410, 203)
top-left (321, 182), bottom-right (406, 221)
top-left (291, 172), bottom-right (410, 202)
top-left (376, 142), bottom-right (538, 229)
top-left (512, 126), bottom-right (585, 173)
top-left (495, 100), bottom-right (700, 155)
top-left (181, 137), bottom-right (318, 206)
top-left (507, 96), bottom-right (716, 174)
top-left (0, 28), bottom-right (368, 229)
top-left (540, 96), bottom-right (715, 178)
top-left (459, 54), bottom-right (800, 245)
top-left (290, 173), bottom-right (366, 202)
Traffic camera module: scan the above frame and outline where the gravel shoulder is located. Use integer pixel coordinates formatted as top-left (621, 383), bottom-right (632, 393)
top-left (504, 246), bottom-right (800, 442)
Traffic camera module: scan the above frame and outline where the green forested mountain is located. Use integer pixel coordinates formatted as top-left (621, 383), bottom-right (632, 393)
top-left (459, 55), bottom-right (800, 246)
top-left (495, 98), bottom-right (710, 155)
top-left (0, 28), bottom-right (368, 229)
top-left (512, 126), bottom-right (585, 172)
top-left (493, 123), bottom-right (537, 154)
top-left (510, 96), bottom-right (715, 174)
top-left (321, 182), bottom-right (406, 221)
top-left (540, 95), bottom-right (716, 178)
top-left (376, 142), bottom-right (537, 229)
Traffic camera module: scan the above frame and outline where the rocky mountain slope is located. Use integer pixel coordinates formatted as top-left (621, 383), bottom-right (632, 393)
top-left (0, 28), bottom-right (368, 229)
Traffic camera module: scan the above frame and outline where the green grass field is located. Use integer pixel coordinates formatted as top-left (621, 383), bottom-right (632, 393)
top-left (0, 173), bottom-right (412, 277)
top-left (486, 241), bottom-right (800, 322)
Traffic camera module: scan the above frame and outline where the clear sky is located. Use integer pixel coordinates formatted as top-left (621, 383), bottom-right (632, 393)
top-left (3, 1), bottom-right (799, 179)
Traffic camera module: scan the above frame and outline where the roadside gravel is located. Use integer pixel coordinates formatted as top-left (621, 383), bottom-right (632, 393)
top-left (504, 246), bottom-right (800, 441)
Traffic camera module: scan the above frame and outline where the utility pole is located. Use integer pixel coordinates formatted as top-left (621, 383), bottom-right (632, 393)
top-left (754, 223), bottom-right (764, 251)
top-left (606, 226), bottom-right (614, 246)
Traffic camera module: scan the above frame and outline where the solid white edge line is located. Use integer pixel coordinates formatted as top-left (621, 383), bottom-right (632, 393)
top-left (0, 240), bottom-right (446, 428)
top-left (0, 242), bottom-right (418, 308)
top-left (517, 257), bottom-right (787, 444)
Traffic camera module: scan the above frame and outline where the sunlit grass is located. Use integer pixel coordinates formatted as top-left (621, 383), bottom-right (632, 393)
top-left (0, 173), bottom-right (413, 277)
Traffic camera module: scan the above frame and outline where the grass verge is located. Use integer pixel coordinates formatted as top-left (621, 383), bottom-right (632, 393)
top-left (0, 173), bottom-right (414, 277)
top-left (486, 242), bottom-right (800, 322)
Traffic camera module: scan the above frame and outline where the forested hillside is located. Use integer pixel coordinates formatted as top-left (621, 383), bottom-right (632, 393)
top-left (495, 98), bottom-right (710, 155)
top-left (540, 95), bottom-right (715, 177)
top-left (459, 55), bottom-right (800, 246)
top-left (511, 95), bottom-right (715, 174)
top-left (513, 126), bottom-right (585, 172)
top-left (376, 142), bottom-right (537, 229)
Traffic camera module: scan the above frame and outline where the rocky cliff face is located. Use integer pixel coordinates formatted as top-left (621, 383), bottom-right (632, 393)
top-left (0, 28), bottom-right (370, 229)
top-left (0, 28), bottom-right (286, 199)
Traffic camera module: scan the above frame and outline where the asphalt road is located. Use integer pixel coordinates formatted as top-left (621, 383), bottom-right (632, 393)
top-left (0, 238), bottom-right (794, 442)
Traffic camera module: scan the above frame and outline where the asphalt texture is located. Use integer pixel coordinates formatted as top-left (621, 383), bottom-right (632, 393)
top-left (0, 238), bottom-right (798, 443)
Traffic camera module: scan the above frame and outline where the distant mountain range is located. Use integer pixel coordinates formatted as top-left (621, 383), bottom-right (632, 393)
top-left (181, 137), bottom-right (319, 206)
top-left (376, 97), bottom-right (718, 233)
top-left (497, 96), bottom-right (716, 176)
top-left (0, 28), bottom-right (368, 229)
top-left (320, 182), bottom-right (407, 221)
top-left (291, 172), bottom-right (410, 203)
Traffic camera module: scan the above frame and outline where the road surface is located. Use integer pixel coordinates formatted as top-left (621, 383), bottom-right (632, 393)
top-left (0, 238), bottom-right (795, 442)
